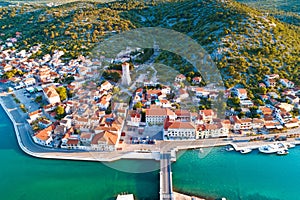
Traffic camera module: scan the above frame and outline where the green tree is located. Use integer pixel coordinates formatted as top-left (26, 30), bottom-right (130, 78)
top-left (56, 87), bottom-right (67, 101)
top-left (56, 105), bottom-right (65, 116)
top-left (133, 102), bottom-right (143, 110)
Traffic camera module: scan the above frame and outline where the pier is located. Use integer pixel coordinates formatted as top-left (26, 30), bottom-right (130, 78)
top-left (160, 152), bottom-right (174, 200)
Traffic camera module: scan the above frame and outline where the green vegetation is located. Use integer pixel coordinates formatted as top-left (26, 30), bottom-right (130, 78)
top-left (55, 105), bottom-right (65, 119)
top-left (34, 95), bottom-right (43, 103)
top-left (20, 104), bottom-right (27, 113)
top-left (56, 86), bottom-right (67, 101)
top-left (1, 69), bottom-right (24, 79)
top-left (0, 0), bottom-right (299, 96)
top-left (238, 0), bottom-right (300, 26)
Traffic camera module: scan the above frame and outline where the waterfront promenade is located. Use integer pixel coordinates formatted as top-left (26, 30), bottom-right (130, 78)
top-left (2, 91), bottom-right (300, 162)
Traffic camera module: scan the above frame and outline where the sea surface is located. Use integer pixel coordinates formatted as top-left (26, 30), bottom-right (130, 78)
top-left (1, 105), bottom-right (300, 200)
top-left (173, 147), bottom-right (300, 200)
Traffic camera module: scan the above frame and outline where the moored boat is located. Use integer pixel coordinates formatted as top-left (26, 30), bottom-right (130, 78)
top-left (287, 143), bottom-right (296, 148)
top-left (277, 150), bottom-right (289, 155)
top-left (258, 143), bottom-right (286, 154)
top-left (240, 148), bottom-right (252, 154)
top-left (225, 146), bottom-right (234, 152)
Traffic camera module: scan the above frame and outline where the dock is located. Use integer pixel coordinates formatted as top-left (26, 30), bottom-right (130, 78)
top-left (160, 152), bottom-right (174, 200)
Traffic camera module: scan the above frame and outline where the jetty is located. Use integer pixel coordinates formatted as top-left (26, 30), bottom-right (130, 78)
top-left (160, 152), bottom-right (174, 200)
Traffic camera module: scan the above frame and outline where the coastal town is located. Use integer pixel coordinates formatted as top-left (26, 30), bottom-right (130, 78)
top-left (0, 34), bottom-right (300, 156)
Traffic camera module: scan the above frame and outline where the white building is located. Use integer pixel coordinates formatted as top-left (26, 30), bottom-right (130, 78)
top-left (164, 120), bottom-right (195, 140)
top-left (197, 123), bottom-right (229, 139)
top-left (43, 86), bottom-right (61, 104)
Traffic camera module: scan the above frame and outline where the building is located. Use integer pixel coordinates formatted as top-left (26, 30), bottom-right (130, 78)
top-left (264, 74), bottom-right (279, 87)
top-left (164, 120), bottom-right (195, 140)
top-left (23, 77), bottom-right (36, 87)
top-left (280, 79), bottom-right (294, 88)
top-left (199, 109), bottom-right (215, 123)
top-left (145, 107), bottom-right (176, 125)
top-left (197, 123), bottom-right (229, 139)
top-left (91, 131), bottom-right (118, 151)
top-left (232, 88), bottom-right (248, 100)
top-left (192, 76), bottom-right (202, 84)
top-left (32, 125), bottom-right (54, 146)
top-left (43, 86), bottom-right (61, 104)
top-left (121, 62), bottom-right (131, 86)
top-left (175, 74), bottom-right (186, 82)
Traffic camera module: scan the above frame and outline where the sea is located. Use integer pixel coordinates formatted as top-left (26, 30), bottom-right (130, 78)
top-left (1, 105), bottom-right (300, 200)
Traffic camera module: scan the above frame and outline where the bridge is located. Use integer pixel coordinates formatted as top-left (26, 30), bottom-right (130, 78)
top-left (160, 152), bottom-right (174, 200)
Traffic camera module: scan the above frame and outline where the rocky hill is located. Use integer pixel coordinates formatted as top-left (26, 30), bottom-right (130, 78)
top-left (0, 0), bottom-right (299, 91)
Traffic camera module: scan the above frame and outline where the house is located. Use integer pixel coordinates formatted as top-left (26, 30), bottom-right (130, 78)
top-left (264, 74), bottom-right (279, 87)
top-left (80, 132), bottom-right (94, 145)
top-left (32, 125), bottom-right (54, 146)
top-left (194, 87), bottom-right (210, 98)
top-left (285, 118), bottom-right (299, 128)
top-left (91, 131), bottom-right (118, 151)
top-left (276, 103), bottom-right (294, 113)
top-left (161, 86), bottom-right (171, 94)
top-left (259, 106), bottom-right (273, 116)
top-left (97, 95), bottom-right (111, 110)
top-left (175, 74), bottom-right (186, 82)
top-left (175, 110), bottom-right (191, 122)
top-left (65, 138), bottom-right (80, 149)
top-left (28, 109), bottom-right (43, 123)
top-left (43, 86), bottom-right (61, 104)
top-left (23, 77), bottom-right (36, 87)
top-left (286, 95), bottom-right (299, 104)
top-left (230, 116), bottom-right (252, 131)
top-left (100, 81), bottom-right (113, 91)
top-left (192, 77), bottom-right (202, 84)
top-left (179, 88), bottom-right (189, 100)
top-left (38, 119), bottom-right (52, 129)
top-left (232, 88), bottom-right (248, 100)
top-left (280, 79), bottom-right (294, 88)
top-left (160, 99), bottom-right (172, 108)
top-left (127, 111), bottom-right (141, 127)
top-left (199, 109), bottom-right (216, 123)
top-left (240, 99), bottom-right (254, 108)
top-left (54, 125), bottom-right (66, 135)
top-left (145, 106), bottom-right (176, 125)
top-left (252, 118), bottom-right (265, 129)
top-left (197, 123), bottom-right (229, 139)
top-left (164, 120), bottom-right (195, 140)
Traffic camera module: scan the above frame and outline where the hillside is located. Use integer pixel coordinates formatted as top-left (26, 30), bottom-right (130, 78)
top-left (237, 0), bottom-right (300, 26)
top-left (122, 0), bottom-right (300, 89)
top-left (0, 0), bottom-right (299, 93)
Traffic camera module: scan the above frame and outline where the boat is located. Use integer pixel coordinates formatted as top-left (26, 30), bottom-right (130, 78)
top-left (240, 148), bottom-right (252, 154)
top-left (287, 143), bottom-right (296, 148)
top-left (277, 150), bottom-right (289, 155)
top-left (225, 146), bottom-right (234, 152)
top-left (258, 143), bottom-right (287, 154)
top-left (199, 148), bottom-right (204, 153)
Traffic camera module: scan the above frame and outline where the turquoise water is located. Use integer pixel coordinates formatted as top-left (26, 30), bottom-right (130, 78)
top-left (2, 104), bottom-right (300, 200)
top-left (173, 147), bottom-right (300, 200)
top-left (0, 106), bottom-right (159, 200)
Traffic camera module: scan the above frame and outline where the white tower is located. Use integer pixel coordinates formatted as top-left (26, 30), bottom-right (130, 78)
top-left (121, 62), bottom-right (131, 86)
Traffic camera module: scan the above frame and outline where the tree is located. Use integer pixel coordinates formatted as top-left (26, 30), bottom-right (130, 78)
top-left (56, 87), bottom-right (67, 101)
top-left (56, 105), bottom-right (65, 116)
top-left (133, 102), bottom-right (143, 110)
top-left (35, 96), bottom-right (43, 103)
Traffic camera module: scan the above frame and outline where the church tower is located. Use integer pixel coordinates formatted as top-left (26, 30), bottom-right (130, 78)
top-left (121, 62), bottom-right (131, 86)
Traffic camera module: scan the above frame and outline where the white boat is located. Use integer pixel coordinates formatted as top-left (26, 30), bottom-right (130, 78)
top-left (287, 143), bottom-right (296, 148)
top-left (240, 148), bottom-right (252, 154)
top-left (277, 150), bottom-right (289, 155)
top-left (225, 146), bottom-right (234, 152)
top-left (259, 143), bottom-right (286, 154)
